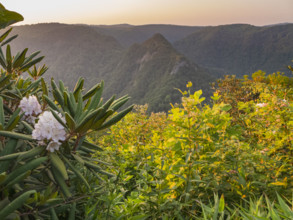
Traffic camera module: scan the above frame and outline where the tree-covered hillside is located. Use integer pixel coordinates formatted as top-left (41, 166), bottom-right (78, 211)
top-left (104, 33), bottom-right (214, 112)
top-left (10, 23), bottom-right (124, 87)
top-left (10, 24), bottom-right (214, 112)
top-left (174, 24), bottom-right (293, 77)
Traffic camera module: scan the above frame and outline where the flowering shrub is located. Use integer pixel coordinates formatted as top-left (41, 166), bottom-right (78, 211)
top-left (0, 5), bottom-right (133, 219)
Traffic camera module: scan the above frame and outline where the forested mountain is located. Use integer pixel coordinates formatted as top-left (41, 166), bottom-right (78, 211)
top-left (8, 22), bottom-right (293, 111)
top-left (10, 23), bottom-right (123, 87)
top-left (103, 33), bottom-right (213, 112)
top-left (10, 23), bottom-right (212, 112)
top-left (174, 24), bottom-right (293, 76)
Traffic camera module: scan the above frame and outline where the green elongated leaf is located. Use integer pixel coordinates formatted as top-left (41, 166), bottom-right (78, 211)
top-left (82, 83), bottom-right (101, 101)
top-left (22, 77), bottom-right (41, 94)
top-left (0, 97), bottom-right (4, 125)
top-left (213, 194), bottom-right (220, 220)
top-left (51, 166), bottom-right (71, 198)
top-left (82, 141), bottom-right (103, 151)
top-left (87, 81), bottom-right (104, 110)
top-left (21, 51), bottom-right (40, 66)
top-left (68, 92), bottom-right (77, 117)
top-left (1, 34), bottom-right (17, 46)
top-left (65, 112), bottom-right (76, 131)
top-left (0, 74), bottom-right (10, 88)
top-left (41, 78), bottom-right (48, 96)
top-left (59, 80), bottom-right (65, 93)
top-left (92, 109), bottom-right (114, 129)
top-left (5, 109), bottom-right (21, 131)
top-left (6, 44), bottom-right (12, 73)
top-left (79, 146), bottom-right (95, 154)
top-left (110, 95), bottom-right (130, 111)
top-left (18, 146), bottom-right (44, 160)
top-left (71, 153), bottom-right (84, 164)
top-left (62, 156), bottom-right (90, 189)
top-left (0, 47), bottom-right (6, 68)
top-left (21, 121), bottom-right (34, 133)
top-left (51, 79), bottom-right (64, 107)
top-left (74, 91), bottom-right (83, 120)
top-left (101, 95), bottom-right (115, 111)
top-left (0, 190), bottom-right (35, 219)
top-left (0, 151), bottom-right (24, 161)
top-left (220, 104), bottom-right (232, 112)
top-left (0, 130), bottom-right (33, 140)
top-left (6, 170), bottom-right (30, 187)
top-left (0, 27), bottom-right (12, 42)
top-left (1, 156), bottom-right (47, 186)
top-left (68, 203), bottom-right (76, 220)
top-left (12, 48), bottom-right (28, 69)
top-left (6, 117), bottom-right (21, 132)
top-left (75, 107), bottom-right (103, 133)
top-left (98, 105), bottom-right (134, 131)
top-left (84, 161), bottom-right (102, 171)
top-left (19, 56), bottom-right (44, 71)
top-left (73, 77), bottom-right (84, 99)
top-left (0, 3), bottom-right (24, 29)
top-left (43, 95), bottom-right (60, 112)
top-left (50, 208), bottom-right (59, 220)
top-left (12, 52), bottom-right (21, 68)
top-left (50, 153), bottom-right (68, 180)
top-left (0, 138), bottom-right (18, 173)
top-left (276, 193), bottom-right (293, 218)
top-left (219, 194), bottom-right (225, 213)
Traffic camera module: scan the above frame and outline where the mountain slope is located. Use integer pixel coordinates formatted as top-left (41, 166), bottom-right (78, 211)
top-left (10, 23), bottom-right (123, 87)
top-left (174, 24), bottom-right (293, 76)
top-left (104, 33), bottom-right (214, 112)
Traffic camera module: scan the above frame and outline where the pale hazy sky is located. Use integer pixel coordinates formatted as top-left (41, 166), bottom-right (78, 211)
top-left (2, 0), bottom-right (293, 26)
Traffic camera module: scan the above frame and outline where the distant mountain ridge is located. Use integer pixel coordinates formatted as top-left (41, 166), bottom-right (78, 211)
top-left (91, 24), bottom-right (202, 47)
top-left (174, 23), bottom-right (293, 76)
top-left (7, 22), bottom-right (293, 112)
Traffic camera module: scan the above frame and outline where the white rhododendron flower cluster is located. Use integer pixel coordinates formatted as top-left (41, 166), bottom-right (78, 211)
top-left (32, 111), bottom-right (67, 152)
top-left (19, 95), bottom-right (42, 116)
top-left (19, 95), bottom-right (42, 124)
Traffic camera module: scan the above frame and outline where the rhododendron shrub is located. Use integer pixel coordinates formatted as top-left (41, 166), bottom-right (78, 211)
top-left (0, 4), bottom-right (133, 219)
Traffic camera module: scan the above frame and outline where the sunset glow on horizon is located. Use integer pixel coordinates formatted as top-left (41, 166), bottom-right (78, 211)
top-left (2, 0), bottom-right (293, 26)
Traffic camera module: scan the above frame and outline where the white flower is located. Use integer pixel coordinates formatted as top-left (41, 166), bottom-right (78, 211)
top-left (19, 95), bottom-right (42, 116)
top-left (32, 111), bottom-right (66, 152)
top-left (46, 141), bottom-right (61, 152)
top-left (256, 103), bottom-right (267, 107)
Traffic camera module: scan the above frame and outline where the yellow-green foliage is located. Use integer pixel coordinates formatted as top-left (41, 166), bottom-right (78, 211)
top-left (92, 74), bottom-right (293, 218)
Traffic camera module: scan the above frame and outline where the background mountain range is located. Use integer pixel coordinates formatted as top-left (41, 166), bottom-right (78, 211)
top-left (8, 23), bottom-right (293, 112)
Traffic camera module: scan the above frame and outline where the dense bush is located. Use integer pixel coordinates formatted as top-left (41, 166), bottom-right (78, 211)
top-left (91, 72), bottom-right (293, 219)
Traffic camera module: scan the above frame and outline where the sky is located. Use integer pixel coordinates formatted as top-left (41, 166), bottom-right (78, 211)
top-left (2, 0), bottom-right (293, 26)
